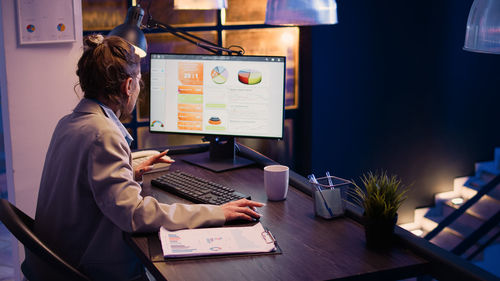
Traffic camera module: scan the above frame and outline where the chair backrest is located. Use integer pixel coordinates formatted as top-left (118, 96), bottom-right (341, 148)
top-left (0, 198), bottom-right (91, 281)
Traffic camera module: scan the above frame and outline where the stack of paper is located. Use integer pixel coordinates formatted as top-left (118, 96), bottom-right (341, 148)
top-left (159, 223), bottom-right (276, 258)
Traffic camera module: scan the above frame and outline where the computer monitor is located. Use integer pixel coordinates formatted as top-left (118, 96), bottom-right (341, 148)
top-left (149, 53), bottom-right (286, 172)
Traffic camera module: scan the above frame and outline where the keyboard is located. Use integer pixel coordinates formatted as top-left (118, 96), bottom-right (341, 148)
top-left (151, 171), bottom-right (250, 205)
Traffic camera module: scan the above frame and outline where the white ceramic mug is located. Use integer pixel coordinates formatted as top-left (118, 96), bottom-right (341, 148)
top-left (264, 165), bottom-right (289, 201)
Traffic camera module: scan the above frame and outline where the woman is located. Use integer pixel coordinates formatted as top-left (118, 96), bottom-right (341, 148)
top-left (29, 35), bottom-right (263, 281)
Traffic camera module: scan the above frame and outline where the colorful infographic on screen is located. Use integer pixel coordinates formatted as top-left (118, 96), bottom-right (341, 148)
top-left (149, 54), bottom-right (285, 139)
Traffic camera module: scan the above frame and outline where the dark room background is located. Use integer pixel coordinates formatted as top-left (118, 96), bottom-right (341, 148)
top-left (78, 0), bottom-right (500, 224)
top-left (304, 0), bottom-right (500, 223)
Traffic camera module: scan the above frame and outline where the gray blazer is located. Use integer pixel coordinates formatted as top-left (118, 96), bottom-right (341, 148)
top-left (32, 98), bottom-right (225, 280)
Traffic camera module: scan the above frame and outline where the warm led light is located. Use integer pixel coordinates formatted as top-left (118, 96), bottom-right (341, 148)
top-left (280, 32), bottom-right (295, 46)
top-left (451, 197), bottom-right (464, 205)
top-left (411, 229), bottom-right (424, 237)
top-left (132, 44), bottom-right (147, 58)
top-left (221, 8), bottom-right (226, 25)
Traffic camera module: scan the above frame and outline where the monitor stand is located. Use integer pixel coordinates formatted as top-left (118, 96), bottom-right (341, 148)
top-left (182, 136), bottom-right (254, 173)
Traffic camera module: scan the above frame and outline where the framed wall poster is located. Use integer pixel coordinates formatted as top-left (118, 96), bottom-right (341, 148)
top-left (17, 0), bottom-right (77, 44)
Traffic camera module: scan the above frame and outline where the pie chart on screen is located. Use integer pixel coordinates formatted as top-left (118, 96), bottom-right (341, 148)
top-left (238, 69), bottom-right (262, 85)
top-left (26, 24), bottom-right (35, 32)
top-left (211, 66), bottom-right (228, 84)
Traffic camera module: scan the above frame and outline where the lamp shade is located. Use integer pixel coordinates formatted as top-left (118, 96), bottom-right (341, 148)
top-left (108, 5), bottom-right (147, 58)
top-left (265, 0), bottom-right (338, 26)
top-left (174, 0), bottom-right (227, 9)
top-left (464, 0), bottom-right (500, 54)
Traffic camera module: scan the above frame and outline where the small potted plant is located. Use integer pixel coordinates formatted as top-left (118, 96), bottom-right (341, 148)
top-left (351, 171), bottom-right (409, 249)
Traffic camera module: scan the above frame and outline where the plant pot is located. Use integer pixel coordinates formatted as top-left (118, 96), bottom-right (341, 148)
top-left (363, 214), bottom-right (398, 249)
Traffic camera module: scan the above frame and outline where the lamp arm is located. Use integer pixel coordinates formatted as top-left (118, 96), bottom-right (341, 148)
top-left (145, 17), bottom-right (242, 55)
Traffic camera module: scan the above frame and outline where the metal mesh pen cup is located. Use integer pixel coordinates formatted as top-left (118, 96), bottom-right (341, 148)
top-left (309, 175), bottom-right (351, 219)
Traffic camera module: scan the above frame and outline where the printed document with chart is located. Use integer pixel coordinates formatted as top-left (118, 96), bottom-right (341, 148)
top-left (159, 222), bottom-right (276, 258)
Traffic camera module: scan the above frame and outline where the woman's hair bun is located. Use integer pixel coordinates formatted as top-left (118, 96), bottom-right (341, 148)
top-left (83, 34), bottom-right (105, 51)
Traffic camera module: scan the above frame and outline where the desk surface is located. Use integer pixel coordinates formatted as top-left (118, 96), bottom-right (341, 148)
top-left (128, 153), bottom-right (429, 281)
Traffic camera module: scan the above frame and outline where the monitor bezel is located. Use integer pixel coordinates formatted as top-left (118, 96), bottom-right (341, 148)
top-left (148, 52), bottom-right (286, 140)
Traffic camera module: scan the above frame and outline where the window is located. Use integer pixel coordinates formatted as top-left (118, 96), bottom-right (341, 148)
top-left (82, 0), bottom-right (299, 162)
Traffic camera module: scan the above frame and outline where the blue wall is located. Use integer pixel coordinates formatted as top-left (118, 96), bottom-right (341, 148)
top-left (308, 0), bottom-right (500, 222)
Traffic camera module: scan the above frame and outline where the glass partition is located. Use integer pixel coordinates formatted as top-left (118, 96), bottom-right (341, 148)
top-left (146, 0), bottom-right (217, 27)
top-left (82, 0), bottom-right (127, 31)
top-left (223, 0), bottom-right (267, 25)
top-left (223, 27), bottom-right (299, 109)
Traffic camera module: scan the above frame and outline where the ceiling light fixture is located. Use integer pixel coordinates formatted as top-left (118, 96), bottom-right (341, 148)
top-left (464, 0), bottom-right (500, 54)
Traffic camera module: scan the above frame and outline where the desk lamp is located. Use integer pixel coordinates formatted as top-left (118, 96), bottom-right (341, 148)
top-left (464, 0), bottom-right (500, 54)
top-left (108, 5), bottom-right (148, 58)
top-left (108, 3), bottom-right (241, 56)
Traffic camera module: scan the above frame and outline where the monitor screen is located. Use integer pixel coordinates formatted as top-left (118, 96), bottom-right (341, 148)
top-left (149, 54), bottom-right (286, 139)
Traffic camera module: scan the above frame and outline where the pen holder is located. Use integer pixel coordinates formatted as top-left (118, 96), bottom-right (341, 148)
top-left (310, 175), bottom-right (351, 219)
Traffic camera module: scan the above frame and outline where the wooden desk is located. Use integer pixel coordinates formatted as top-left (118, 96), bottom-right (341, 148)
top-left (126, 153), bottom-right (429, 281)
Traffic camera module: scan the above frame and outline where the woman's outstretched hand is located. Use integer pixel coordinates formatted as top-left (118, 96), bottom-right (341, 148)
top-left (221, 199), bottom-right (264, 222)
top-left (134, 150), bottom-right (175, 181)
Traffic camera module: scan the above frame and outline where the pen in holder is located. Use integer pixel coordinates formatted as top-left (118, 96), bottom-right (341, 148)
top-left (308, 173), bottom-right (351, 219)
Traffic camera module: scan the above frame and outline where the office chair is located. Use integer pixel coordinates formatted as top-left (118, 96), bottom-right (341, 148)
top-left (0, 198), bottom-right (91, 281)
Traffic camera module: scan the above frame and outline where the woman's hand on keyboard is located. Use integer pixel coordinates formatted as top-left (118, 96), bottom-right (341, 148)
top-left (134, 150), bottom-right (175, 181)
top-left (221, 199), bottom-right (264, 222)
